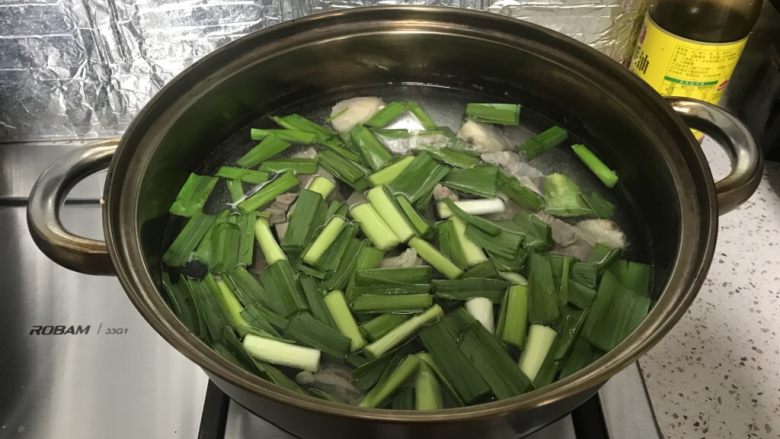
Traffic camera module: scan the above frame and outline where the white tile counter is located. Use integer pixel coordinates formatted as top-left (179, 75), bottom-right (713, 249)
top-left (640, 157), bottom-right (780, 439)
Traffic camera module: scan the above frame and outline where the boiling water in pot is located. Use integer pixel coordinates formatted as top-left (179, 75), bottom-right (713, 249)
top-left (159, 83), bottom-right (655, 408)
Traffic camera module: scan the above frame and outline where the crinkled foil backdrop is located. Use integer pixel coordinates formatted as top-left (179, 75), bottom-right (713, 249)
top-left (0, 0), bottom-right (646, 141)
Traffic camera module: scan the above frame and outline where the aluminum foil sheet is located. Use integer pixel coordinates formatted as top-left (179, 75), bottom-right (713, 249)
top-left (0, 0), bottom-right (646, 142)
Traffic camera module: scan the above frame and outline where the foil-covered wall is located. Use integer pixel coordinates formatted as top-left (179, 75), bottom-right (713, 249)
top-left (0, 0), bottom-right (645, 142)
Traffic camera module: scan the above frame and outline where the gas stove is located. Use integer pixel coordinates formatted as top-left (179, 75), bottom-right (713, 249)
top-left (0, 143), bottom-right (662, 439)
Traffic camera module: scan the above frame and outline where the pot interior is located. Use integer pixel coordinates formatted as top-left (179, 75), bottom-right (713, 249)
top-left (112, 9), bottom-right (710, 420)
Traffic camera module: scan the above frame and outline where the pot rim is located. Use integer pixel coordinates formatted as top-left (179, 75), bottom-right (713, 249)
top-left (104, 5), bottom-right (718, 422)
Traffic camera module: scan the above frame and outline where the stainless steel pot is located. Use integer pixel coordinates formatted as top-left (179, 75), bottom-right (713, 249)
top-left (26, 7), bottom-right (761, 438)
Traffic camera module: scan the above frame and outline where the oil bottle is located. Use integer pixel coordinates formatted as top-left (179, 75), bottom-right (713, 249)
top-left (630, 0), bottom-right (763, 105)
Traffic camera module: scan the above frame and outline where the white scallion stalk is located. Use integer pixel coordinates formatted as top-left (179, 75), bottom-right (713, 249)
top-left (451, 217), bottom-right (488, 267)
top-left (254, 217), bottom-right (287, 265)
top-left (366, 186), bottom-right (415, 242)
top-left (518, 324), bottom-right (557, 381)
top-left (437, 198), bottom-right (506, 219)
top-left (367, 155), bottom-right (415, 186)
top-left (465, 297), bottom-right (495, 333)
top-left (498, 272), bottom-right (528, 285)
top-left (243, 334), bottom-right (320, 372)
top-left (306, 176), bottom-right (336, 199)
top-left (323, 290), bottom-right (366, 351)
top-left (349, 203), bottom-right (400, 250)
top-left (408, 237), bottom-right (463, 280)
top-left (364, 304), bottom-right (444, 359)
top-left (302, 217), bottom-right (346, 266)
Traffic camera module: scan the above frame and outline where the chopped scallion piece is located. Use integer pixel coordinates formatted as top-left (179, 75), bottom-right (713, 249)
top-left (498, 272), bottom-right (528, 285)
top-left (518, 324), bottom-right (557, 381)
top-left (587, 243), bottom-right (622, 270)
top-left (559, 338), bottom-right (601, 379)
top-left (436, 220), bottom-right (467, 269)
top-left (408, 237), bottom-right (463, 280)
top-left (465, 103), bottom-right (521, 125)
top-left (415, 362), bottom-right (443, 410)
top-left (163, 213), bottom-right (217, 266)
top-left (260, 260), bottom-right (309, 317)
top-left (323, 238), bottom-right (365, 291)
top-left (571, 144), bottom-right (618, 188)
top-left (254, 217), bottom-right (287, 265)
top-left (353, 343), bottom-right (415, 392)
top-left (442, 165), bottom-right (499, 198)
top-left (323, 290), bottom-right (366, 351)
top-left (315, 222), bottom-right (358, 273)
top-left (306, 176), bottom-right (336, 199)
top-left (416, 353), bottom-right (465, 407)
top-left (243, 334), bottom-right (320, 372)
top-left (583, 192), bottom-right (615, 219)
top-left (571, 262), bottom-right (599, 289)
top-left (464, 222), bottom-right (523, 260)
top-left (226, 179), bottom-right (245, 203)
top-left (518, 126), bottom-right (568, 160)
top-left (359, 354), bottom-right (420, 408)
top-left (367, 155), bottom-right (415, 186)
top-left (355, 266), bottom-right (432, 286)
top-left (388, 152), bottom-right (450, 204)
top-left (365, 101), bottom-right (408, 128)
top-left (259, 158), bottom-right (318, 175)
top-left (528, 253), bottom-right (561, 324)
top-left (582, 271), bottom-right (650, 351)
top-left (250, 128), bottom-right (317, 144)
top-left (552, 307), bottom-right (589, 361)
top-left (161, 274), bottom-right (199, 333)
top-left (568, 280), bottom-right (597, 309)
top-left (317, 150), bottom-right (370, 191)
top-left (350, 124), bottom-right (393, 171)
top-left (458, 321), bottom-right (533, 399)
top-left (433, 278), bottom-right (508, 303)
top-left (441, 198), bottom-right (501, 236)
top-left (363, 304), bottom-right (444, 359)
top-left (499, 171), bottom-right (545, 211)
top-left (282, 312), bottom-right (351, 359)
top-left (223, 266), bottom-right (267, 307)
top-left (236, 172), bottom-right (300, 213)
top-left (462, 260), bottom-right (500, 279)
top-left (465, 297), bottom-right (495, 333)
top-left (280, 189), bottom-right (327, 257)
top-left (349, 203), bottom-right (400, 251)
top-left (360, 314), bottom-right (410, 341)
top-left (543, 173), bottom-right (592, 217)
top-left (495, 284), bottom-right (529, 348)
top-left (351, 293), bottom-right (433, 313)
top-left (395, 195), bottom-right (430, 237)
top-left (510, 214), bottom-right (553, 252)
top-left (451, 217), bottom-right (488, 267)
top-left (169, 173), bottom-right (218, 217)
top-left (423, 146), bottom-right (481, 169)
top-left (405, 101), bottom-right (438, 130)
top-left (236, 135), bottom-right (292, 168)
top-left (437, 198), bottom-right (506, 219)
top-left (609, 260), bottom-right (651, 296)
top-left (272, 114), bottom-right (335, 138)
top-left (302, 217), bottom-right (347, 267)
top-left (210, 221), bottom-right (241, 273)
top-left (366, 186), bottom-right (415, 242)
top-left (392, 387), bottom-right (416, 410)
top-left (299, 276), bottom-right (338, 329)
top-left (418, 315), bottom-right (491, 404)
top-left (216, 167), bottom-right (270, 184)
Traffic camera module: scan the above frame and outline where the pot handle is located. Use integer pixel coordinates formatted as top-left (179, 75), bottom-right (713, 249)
top-left (27, 140), bottom-right (118, 275)
top-left (666, 97), bottom-right (763, 215)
